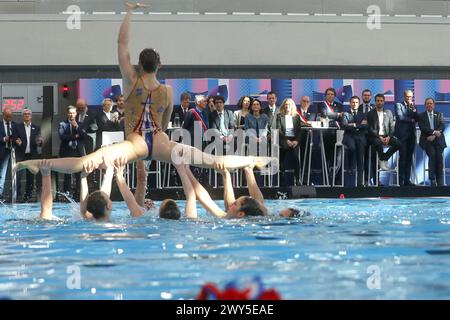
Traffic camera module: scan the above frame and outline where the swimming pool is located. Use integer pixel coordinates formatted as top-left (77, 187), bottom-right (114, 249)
top-left (0, 198), bottom-right (449, 300)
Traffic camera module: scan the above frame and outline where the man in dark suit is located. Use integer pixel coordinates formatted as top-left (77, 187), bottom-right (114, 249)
top-left (317, 88), bottom-right (345, 179)
top-left (170, 92), bottom-right (191, 127)
top-left (208, 95), bottom-right (235, 153)
top-left (358, 89), bottom-right (375, 185)
top-left (15, 109), bottom-right (43, 201)
top-left (262, 91), bottom-right (279, 136)
top-left (113, 94), bottom-right (126, 132)
top-left (359, 89), bottom-right (375, 114)
top-left (0, 108), bottom-right (19, 199)
top-left (182, 94), bottom-right (209, 149)
top-left (182, 94), bottom-right (209, 183)
top-left (95, 98), bottom-right (122, 150)
top-left (367, 94), bottom-right (401, 175)
top-left (342, 96), bottom-right (368, 187)
top-left (59, 105), bottom-right (87, 199)
top-left (418, 98), bottom-right (447, 186)
top-left (76, 98), bottom-right (98, 154)
top-left (394, 90), bottom-right (419, 186)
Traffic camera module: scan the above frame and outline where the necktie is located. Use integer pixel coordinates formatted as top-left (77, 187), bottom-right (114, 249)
top-left (6, 122), bottom-right (11, 148)
top-left (429, 112), bottom-right (434, 130)
top-left (219, 112), bottom-right (227, 136)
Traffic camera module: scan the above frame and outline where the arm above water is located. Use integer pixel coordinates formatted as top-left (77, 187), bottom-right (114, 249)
top-left (115, 156), bottom-right (144, 218)
top-left (39, 160), bottom-right (52, 220)
top-left (184, 165), bottom-right (226, 218)
top-left (214, 162), bottom-right (235, 212)
top-left (175, 163), bottom-right (197, 219)
top-left (243, 164), bottom-right (267, 215)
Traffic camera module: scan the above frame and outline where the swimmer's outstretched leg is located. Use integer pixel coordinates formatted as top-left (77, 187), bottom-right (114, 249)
top-left (16, 134), bottom-right (148, 175)
top-left (151, 133), bottom-right (277, 170)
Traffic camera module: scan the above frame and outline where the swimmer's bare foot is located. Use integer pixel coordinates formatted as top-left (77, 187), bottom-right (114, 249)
top-left (254, 157), bottom-right (278, 169)
top-left (16, 160), bottom-right (40, 175)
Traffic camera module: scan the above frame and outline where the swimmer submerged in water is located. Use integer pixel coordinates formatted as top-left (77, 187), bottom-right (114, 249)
top-left (180, 162), bottom-right (268, 219)
top-left (92, 154), bottom-right (198, 220)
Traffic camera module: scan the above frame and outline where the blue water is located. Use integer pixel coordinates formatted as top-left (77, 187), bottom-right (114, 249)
top-left (0, 198), bottom-right (449, 300)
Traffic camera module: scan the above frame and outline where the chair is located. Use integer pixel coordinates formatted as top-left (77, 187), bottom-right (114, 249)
top-left (369, 146), bottom-right (400, 186)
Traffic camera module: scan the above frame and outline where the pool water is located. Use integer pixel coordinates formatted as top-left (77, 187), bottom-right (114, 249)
top-left (0, 198), bottom-right (449, 300)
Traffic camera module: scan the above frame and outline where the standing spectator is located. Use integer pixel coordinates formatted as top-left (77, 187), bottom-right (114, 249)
top-left (171, 92), bottom-right (192, 127)
top-left (317, 88), bottom-right (345, 177)
top-left (234, 96), bottom-right (252, 130)
top-left (208, 95), bottom-right (235, 153)
top-left (358, 89), bottom-right (375, 185)
top-left (182, 95), bottom-right (209, 148)
top-left (95, 98), bottom-right (122, 150)
top-left (76, 98), bottom-right (98, 154)
top-left (367, 94), bottom-right (401, 173)
top-left (59, 105), bottom-right (86, 199)
top-left (395, 90), bottom-right (419, 186)
top-left (263, 91), bottom-right (279, 134)
top-left (206, 95), bottom-right (216, 115)
top-left (359, 89), bottom-right (375, 114)
top-left (418, 98), bottom-right (447, 186)
top-left (15, 109), bottom-right (43, 202)
top-left (113, 94), bottom-right (126, 131)
top-left (342, 96), bottom-right (368, 187)
top-left (0, 108), bottom-right (18, 200)
top-left (277, 98), bottom-right (303, 186)
top-left (245, 98), bottom-right (269, 149)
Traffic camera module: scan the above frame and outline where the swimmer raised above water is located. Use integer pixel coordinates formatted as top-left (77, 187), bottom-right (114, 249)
top-left (118, 2), bottom-right (173, 206)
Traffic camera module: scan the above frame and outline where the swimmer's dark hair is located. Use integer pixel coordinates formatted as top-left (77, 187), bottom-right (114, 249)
top-left (86, 191), bottom-right (109, 220)
top-left (139, 48), bottom-right (161, 73)
top-left (159, 199), bottom-right (181, 220)
top-left (239, 196), bottom-right (265, 217)
top-left (287, 208), bottom-right (301, 218)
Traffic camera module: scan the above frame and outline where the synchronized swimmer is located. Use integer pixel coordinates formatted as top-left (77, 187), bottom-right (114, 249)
top-left (16, 2), bottom-right (304, 220)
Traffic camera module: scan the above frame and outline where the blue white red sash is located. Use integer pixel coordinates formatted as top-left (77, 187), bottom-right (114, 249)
top-left (191, 109), bottom-right (208, 131)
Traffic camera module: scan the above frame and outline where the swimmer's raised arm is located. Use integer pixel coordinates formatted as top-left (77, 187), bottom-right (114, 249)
top-left (243, 164), bottom-right (267, 215)
top-left (184, 165), bottom-right (226, 218)
top-left (80, 160), bottom-right (96, 220)
top-left (100, 156), bottom-right (115, 198)
top-left (39, 160), bottom-right (52, 220)
top-left (118, 3), bottom-right (148, 91)
top-left (114, 156), bottom-right (144, 218)
top-left (214, 162), bottom-right (235, 212)
top-left (174, 162), bottom-right (197, 219)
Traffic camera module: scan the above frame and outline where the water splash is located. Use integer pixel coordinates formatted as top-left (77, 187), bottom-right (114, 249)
top-left (56, 192), bottom-right (82, 221)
